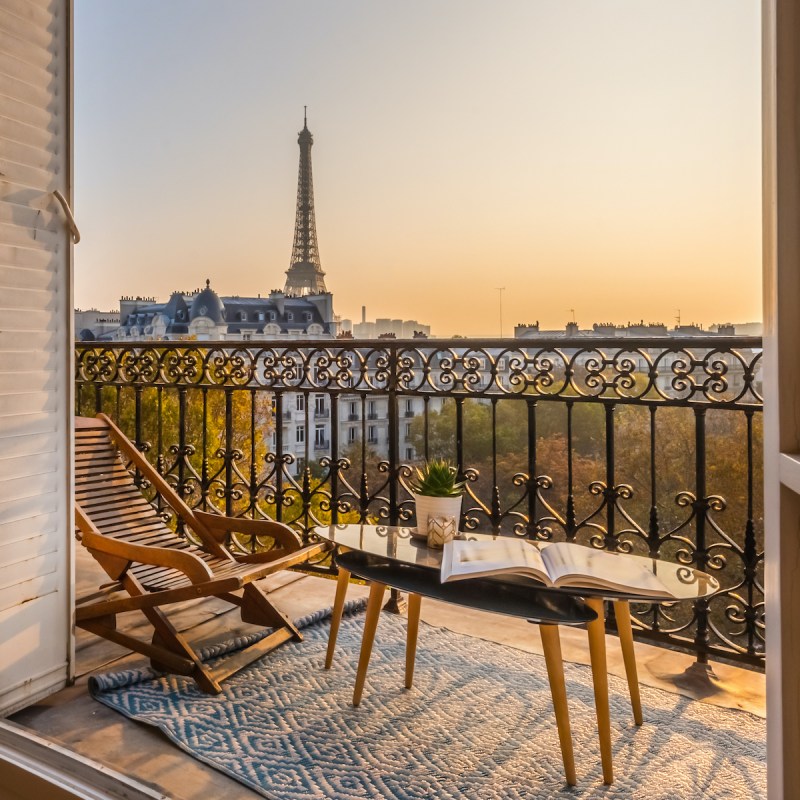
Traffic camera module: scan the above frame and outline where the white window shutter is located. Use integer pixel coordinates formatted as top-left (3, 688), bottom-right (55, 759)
top-left (0, 0), bottom-right (73, 714)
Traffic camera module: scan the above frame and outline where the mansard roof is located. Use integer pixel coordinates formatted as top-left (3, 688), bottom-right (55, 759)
top-left (114, 284), bottom-right (334, 339)
top-left (190, 283), bottom-right (226, 323)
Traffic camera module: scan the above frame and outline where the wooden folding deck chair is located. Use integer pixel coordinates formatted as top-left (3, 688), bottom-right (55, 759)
top-left (74, 413), bottom-right (329, 694)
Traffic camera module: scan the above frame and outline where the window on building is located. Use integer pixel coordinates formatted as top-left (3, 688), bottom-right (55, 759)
top-left (296, 395), bottom-right (305, 412)
top-left (296, 425), bottom-right (305, 443)
top-left (349, 401), bottom-right (357, 419)
top-left (315, 395), bottom-right (325, 416)
top-left (405, 422), bottom-right (412, 438)
top-left (287, 312), bottom-right (294, 322)
top-left (368, 400), bottom-right (377, 419)
top-left (305, 312), bottom-right (313, 322)
top-left (348, 427), bottom-right (357, 444)
top-left (238, 311), bottom-right (247, 321)
top-left (315, 425), bottom-right (326, 446)
top-left (257, 311), bottom-right (265, 322)
top-left (367, 425), bottom-right (377, 444)
top-left (406, 447), bottom-right (414, 460)
top-left (268, 311), bottom-right (276, 321)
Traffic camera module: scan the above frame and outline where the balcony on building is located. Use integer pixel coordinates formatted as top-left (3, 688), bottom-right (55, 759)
top-left (2, 329), bottom-right (770, 799)
top-left (68, 334), bottom-right (764, 671)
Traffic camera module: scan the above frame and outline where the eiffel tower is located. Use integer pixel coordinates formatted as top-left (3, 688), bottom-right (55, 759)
top-left (284, 109), bottom-right (327, 296)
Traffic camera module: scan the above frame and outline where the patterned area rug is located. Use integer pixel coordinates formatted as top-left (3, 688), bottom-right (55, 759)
top-left (89, 602), bottom-right (765, 800)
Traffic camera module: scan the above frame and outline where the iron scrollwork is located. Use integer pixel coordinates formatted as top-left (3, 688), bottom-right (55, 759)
top-left (75, 336), bottom-right (764, 667)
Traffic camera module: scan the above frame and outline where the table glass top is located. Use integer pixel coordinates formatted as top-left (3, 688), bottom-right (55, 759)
top-left (313, 524), bottom-right (720, 601)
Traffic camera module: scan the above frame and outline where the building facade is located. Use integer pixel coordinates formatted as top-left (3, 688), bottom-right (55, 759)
top-left (101, 284), bottom-right (336, 342)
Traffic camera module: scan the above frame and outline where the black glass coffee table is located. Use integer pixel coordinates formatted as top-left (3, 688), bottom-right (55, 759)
top-left (315, 524), bottom-right (721, 786)
top-left (316, 526), bottom-right (595, 785)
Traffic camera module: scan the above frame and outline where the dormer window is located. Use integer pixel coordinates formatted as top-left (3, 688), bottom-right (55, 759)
top-left (268, 311), bottom-right (276, 321)
top-left (287, 312), bottom-right (294, 322)
top-left (257, 311), bottom-right (265, 322)
top-left (238, 311), bottom-right (247, 322)
top-left (305, 312), bottom-right (312, 322)
top-left (176, 310), bottom-right (185, 321)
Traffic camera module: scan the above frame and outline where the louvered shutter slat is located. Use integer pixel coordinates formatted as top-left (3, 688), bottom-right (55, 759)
top-left (0, 0), bottom-right (72, 715)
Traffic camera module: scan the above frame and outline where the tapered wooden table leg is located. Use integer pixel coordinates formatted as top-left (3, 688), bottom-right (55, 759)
top-left (324, 563), bottom-right (351, 670)
top-left (613, 599), bottom-right (643, 725)
top-left (405, 593), bottom-right (422, 690)
top-left (352, 581), bottom-right (386, 707)
top-left (586, 597), bottom-right (613, 785)
top-left (539, 624), bottom-right (576, 786)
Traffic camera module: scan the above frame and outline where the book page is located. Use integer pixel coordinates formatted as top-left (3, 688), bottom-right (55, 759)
top-left (441, 538), bottom-right (548, 583)
top-left (540, 542), bottom-right (671, 596)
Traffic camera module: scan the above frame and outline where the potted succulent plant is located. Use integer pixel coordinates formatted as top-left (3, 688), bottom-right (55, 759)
top-left (409, 459), bottom-right (466, 540)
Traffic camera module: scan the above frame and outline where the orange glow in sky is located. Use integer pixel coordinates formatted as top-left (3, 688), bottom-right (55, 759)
top-left (74, 0), bottom-right (761, 336)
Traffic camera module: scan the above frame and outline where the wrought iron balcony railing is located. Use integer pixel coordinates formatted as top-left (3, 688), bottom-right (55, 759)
top-left (75, 336), bottom-right (764, 668)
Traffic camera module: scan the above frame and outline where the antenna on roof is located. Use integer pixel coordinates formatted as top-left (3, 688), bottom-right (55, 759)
top-left (495, 287), bottom-right (505, 337)
top-left (304, 105), bottom-right (307, 126)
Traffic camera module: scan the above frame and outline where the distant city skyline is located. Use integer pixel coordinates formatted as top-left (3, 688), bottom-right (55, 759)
top-left (74, 0), bottom-right (761, 337)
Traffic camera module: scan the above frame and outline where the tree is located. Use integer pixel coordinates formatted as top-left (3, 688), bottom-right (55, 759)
top-left (407, 395), bottom-right (762, 556)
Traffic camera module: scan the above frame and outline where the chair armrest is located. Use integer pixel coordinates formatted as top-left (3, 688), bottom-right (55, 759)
top-left (81, 529), bottom-right (214, 585)
top-left (193, 510), bottom-right (302, 552)
top-left (236, 540), bottom-right (331, 565)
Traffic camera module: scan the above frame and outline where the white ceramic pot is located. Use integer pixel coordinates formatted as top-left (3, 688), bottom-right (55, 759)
top-left (412, 493), bottom-right (463, 540)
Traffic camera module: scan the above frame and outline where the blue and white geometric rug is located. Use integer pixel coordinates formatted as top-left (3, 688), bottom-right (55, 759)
top-left (89, 601), bottom-right (765, 800)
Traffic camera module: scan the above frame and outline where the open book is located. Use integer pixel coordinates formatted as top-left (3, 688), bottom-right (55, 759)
top-left (440, 538), bottom-right (719, 599)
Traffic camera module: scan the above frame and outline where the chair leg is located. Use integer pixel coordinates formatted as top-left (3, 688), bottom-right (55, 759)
top-left (145, 606), bottom-right (222, 694)
top-left (539, 624), bottom-right (577, 786)
top-left (613, 600), bottom-right (643, 725)
top-left (325, 564), bottom-right (351, 669)
top-left (405, 593), bottom-right (422, 690)
top-left (240, 583), bottom-right (302, 641)
top-left (586, 597), bottom-right (613, 785)
top-left (124, 574), bottom-right (222, 694)
top-left (77, 618), bottom-right (196, 676)
top-left (353, 581), bottom-right (386, 708)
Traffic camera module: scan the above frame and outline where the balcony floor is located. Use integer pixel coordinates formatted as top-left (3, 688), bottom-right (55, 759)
top-left (11, 548), bottom-right (765, 799)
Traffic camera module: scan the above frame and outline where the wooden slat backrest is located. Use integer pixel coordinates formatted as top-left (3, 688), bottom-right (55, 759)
top-left (94, 414), bottom-right (231, 561)
top-left (74, 417), bottom-right (232, 588)
top-left (75, 424), bottom-right (184, 543)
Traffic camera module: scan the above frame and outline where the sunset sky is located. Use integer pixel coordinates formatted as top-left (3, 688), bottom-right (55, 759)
top-left (74, 0), bottom-right (761, 337)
